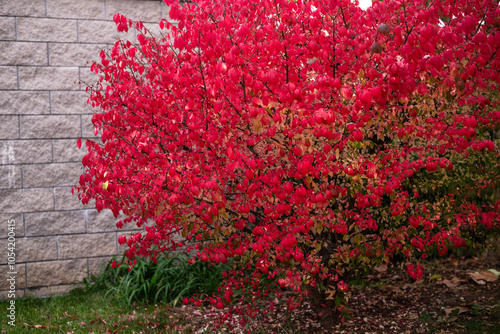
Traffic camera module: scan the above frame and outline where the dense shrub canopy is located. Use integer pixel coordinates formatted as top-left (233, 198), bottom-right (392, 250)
top-left (77, 0), bottom-right (500, 324)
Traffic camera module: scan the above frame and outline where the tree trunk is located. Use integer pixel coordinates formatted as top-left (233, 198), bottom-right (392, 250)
top-left (305, 284), bottom-right (340, 330)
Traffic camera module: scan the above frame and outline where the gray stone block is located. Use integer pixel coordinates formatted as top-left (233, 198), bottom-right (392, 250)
top-left (17, 18), bottom-right (78, 43)
top-left (18, 237), bottom-right (58, 263)
top-left (53, 139), bottom-right (86, 162)
top-left (27, 259), bottom-right (87, 287)
top-left (160, 2), bottom-right (171, 20)
top-left (106, 0), bottom-right (162, 23)
top-left (55, 186), bottom-right (91, 211)
top-left (23, 237), bottom-right (58, 263)
top-left (0, 213), bottom-right (24, 238)
top-left (23, 163), bottom-right (82, 188)
top-left (0, 42), bottom-right (48, 66)
top-left (0, 236), bottom-right (58, 264)
top-left (0, 116), bottom-right (19, 139)
top-left (87, 209), bottom-right (134, 233)
top-left (0, 0), bottom-right (46, 16)
top-left (78, 19), bottom-right (136, 44)
top-left (79, 66), bottom-right (103, 89)
top-left (81, 114), bottom-right (97, 138)
top-left (142, 21), bottom-right (164, 38)
top-left (0, 264), bottom-right (26, 290)
top-left (88, 256), bottom-right (114, 275)
top-left (0, 17), bottom-right (16, 41)
top-left (58, 232), bottom-right (117, 259)
top-left (0, 165), bottom-right (22, 189)
top-left (0, 140), bottom-right (52, 165)
top-left (25, 210), bottom-right (86, 236)
top-left (0, 66), bottom-right (17, 90)
top-left (0, 188), bottom-right (55, 213)
top-left (49, 43), bottom-right (106, 67)
top-left (51, 91), bottom-right (95, 114)
top-left (19, 67), bottom-right (80, 91)
top-left (46, 0), bottom-right (105, 20)
top-left (20, 115), bottom-right (81, 139)
top-left (0, 91), bottom-right (50, 115)
top-left (87, 209), bottom-right (117, 233)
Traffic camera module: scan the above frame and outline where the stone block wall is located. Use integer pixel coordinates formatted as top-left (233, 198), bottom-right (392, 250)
top-left (0, 0), bottom-right (170, 299)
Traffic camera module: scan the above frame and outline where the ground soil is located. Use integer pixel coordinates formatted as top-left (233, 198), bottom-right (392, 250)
top-left (167, 255), bottom-right (500, 333)
top-left (332, 255), bottom-right (500, 334)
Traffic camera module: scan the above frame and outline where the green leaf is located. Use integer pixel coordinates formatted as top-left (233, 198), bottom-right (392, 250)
top-left (487, 269), bottom-right (500, 277)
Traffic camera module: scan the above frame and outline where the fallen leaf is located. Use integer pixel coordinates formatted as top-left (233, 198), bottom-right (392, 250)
top-left (437, 307), bottom-right (469, 323)
top-left (468, 271), bottom-right (498, 284)
top-left (444, 306), bottom-right (469, 316)
top-left (385, 285), bottom-right (403, 293)
top-left (342, 306), bottom-right (355, 314)
top-left (412, 278), bottom-right (425, 285)
top-left (436, 276), bottom-right (462, 289)
top-left (487, 269), bottom-right (500, 276)
top-left (64, 311), bottom-right (78, 320)
top-left (23, 323), bottom-right (46, 329)
top-left (438, 315), bottom-right (458, 322)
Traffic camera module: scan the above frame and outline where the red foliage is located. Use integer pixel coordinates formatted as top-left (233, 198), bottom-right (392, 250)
top-left (77, 0), bottom-right (500, 325)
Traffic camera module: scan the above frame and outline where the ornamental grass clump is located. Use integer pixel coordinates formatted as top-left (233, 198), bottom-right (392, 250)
top-left (85, 253), bottom-right (230, 306)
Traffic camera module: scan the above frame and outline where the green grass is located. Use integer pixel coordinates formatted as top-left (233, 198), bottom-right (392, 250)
top-left (0, 252), bottom-right (304, 333)
top-left (0, 287), bottom-right (308, 333)
top-left (0, 288), bottom-right (190, 333)
top-left (0, 253), bottom-right (231, 333)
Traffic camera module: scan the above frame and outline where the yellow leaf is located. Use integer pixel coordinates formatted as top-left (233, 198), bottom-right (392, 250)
top-left (314, 242), bottom-right (322, 252)
top-left (220, 208), bottom-right (229, 220)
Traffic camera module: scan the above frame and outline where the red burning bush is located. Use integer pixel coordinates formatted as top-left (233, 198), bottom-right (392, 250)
top-left (77, 0), bottom-right (500, 327)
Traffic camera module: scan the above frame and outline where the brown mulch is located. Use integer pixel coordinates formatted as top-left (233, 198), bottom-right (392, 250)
top-left (157, 255), bottom-right (500, 333)
top-left (334, 255), bottom-right (500, 334)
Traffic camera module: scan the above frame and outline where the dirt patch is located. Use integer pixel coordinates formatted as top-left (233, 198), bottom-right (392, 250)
top-left (334, 255), bottom-right (500, 334)
top-left (164, 255), bottom-right (499, 333)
